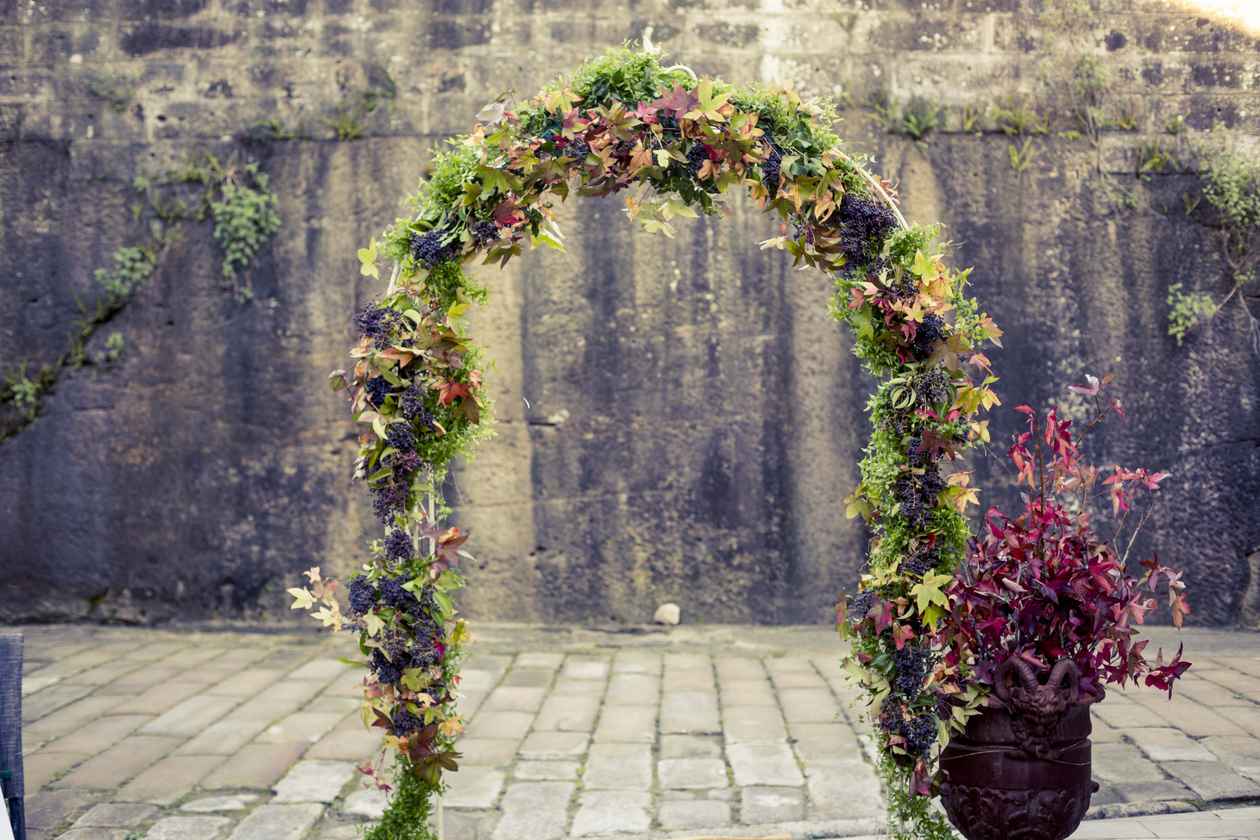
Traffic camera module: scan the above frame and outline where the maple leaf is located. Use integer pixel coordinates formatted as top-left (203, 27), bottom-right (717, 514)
top-left (492, 198), bottom-right (524, 227)
top-left (650, 85), bottom-right (699, 118)
top-left (438, 381), bottom-right (472, 406)
top-left (633, 102), bottom-right (659, 124)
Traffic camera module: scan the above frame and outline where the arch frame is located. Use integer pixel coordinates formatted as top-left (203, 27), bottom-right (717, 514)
top-left (290, 47), bottom-right (1003, 839)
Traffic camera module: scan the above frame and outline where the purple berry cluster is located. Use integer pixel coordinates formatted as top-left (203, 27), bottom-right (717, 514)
top-left (348, 576), bottom-right (376, 616)
top-left (850, 590), bottom-right (877, 626)
top-left (761, 139), bottom-right (782, 193)
top-left (893, 465), bottom-right (947, 528)
top-left (902, 713), bottom-right (939, 758)
top-left (371, 480), bottom-right (408, 523)
top-left (913, 313), bottom-right (947, 358)
top-left (400, 383), bottom-right (434, 427)
top-left (687, 143), bottom-right (709, 176)
top-left (471, 219), bottom-right (499, 245)
top-left (893, 644), bottom-right (932, 696)
top-left (901, 544), bottom-right (940, 577)
top-left (366, 376), bottom-right (391, 408)
top-left (385, 529), bottom-right (413, 562)
top-left (410, 230), bottom-right (460, 269)
top-left (355, 304), bottom-right (402, 349)
top-left (386, 423), bottom-right (417, 453)
top-left (917, 366), bottom-right (952, 409)
top-left (838, 193), bottom-right (897, 264)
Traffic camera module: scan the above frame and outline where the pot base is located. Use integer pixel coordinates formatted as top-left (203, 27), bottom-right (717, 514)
top-left (939, 779), bottom-right (1096, 840)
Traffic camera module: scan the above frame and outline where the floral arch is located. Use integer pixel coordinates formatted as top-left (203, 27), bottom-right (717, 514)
top-left (291, 48), bottom-right (1003, 839)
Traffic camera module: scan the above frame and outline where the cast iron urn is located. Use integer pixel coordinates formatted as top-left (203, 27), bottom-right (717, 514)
top-left (939, 659), bottom-right (1100, 840)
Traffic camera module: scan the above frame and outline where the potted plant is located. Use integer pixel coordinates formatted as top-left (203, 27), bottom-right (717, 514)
top-left (932, 377), bottom-right (1192, 840)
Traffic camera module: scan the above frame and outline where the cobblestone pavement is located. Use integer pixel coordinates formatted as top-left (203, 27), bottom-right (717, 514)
top-left (15, 623), bottom-right (1260, 840)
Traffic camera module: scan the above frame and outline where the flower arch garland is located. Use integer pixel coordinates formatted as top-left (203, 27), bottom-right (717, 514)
top-left (291, 48), bottom-right (1004, 839)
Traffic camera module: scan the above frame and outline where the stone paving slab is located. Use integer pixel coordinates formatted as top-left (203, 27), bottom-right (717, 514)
top-left (13, 623), bottom-right (1260, 840)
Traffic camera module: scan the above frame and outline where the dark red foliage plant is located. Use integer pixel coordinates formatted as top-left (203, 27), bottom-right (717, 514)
top-left (936, 374), bottom-right (1192, 702)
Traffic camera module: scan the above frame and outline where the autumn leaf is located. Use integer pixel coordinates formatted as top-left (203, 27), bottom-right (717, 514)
top-left (438, 381), bottom-right (472, 406)
top-left (288, 587), bottom-right (315, 610)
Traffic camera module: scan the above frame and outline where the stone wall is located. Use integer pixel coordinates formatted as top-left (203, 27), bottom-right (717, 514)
top-left (1, 0), bottom-right (1258, 626)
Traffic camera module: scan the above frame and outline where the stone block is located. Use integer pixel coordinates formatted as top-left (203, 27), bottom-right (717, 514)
top-left (514, 760), bottom-right (579, 780)
top-left (718, 679), bottom-right (779, 708)
top-left (561, 658), bottom-right (610, 681)
top-left (180, 794), bottom-right (259, 813)
top-left (658, 757), bottom-right (728, 789)
top-left (271, 760), bottom-right (358, 803)
top-left (225, 804), bottom-right (324, 840)
top-left (593, 704), bottom-right (656, 743)
top-left (606, 674), bottom-right (659, 704)
top-left (1163, 760), bottom-right (1260, 801)
top-left (458, 737), bottom-right (522, 765)
top-left (779, 688), bottom-right (840, 724)
top-left (176, 720), bottom-right (270, 756)
top-left (24, 751), bottom-right (91, 793)
top-left (342, 788), bottom-right (388, 819)
top-left (722, 705), bottom-right (787, 744)
top-left (72, 802), bottom-right (159, 827)
top-left (519, 731), bottom-right (589, 760)
top-left (201, 742), bottom-right (307, 790)
top-left (256, 712), bottom-right (345, 745)
top-left (482, 685), bottom-right (548, 713)
top-left (1132, 727), bottom-right (1218, 762)
top-left (533, 694), bottom-right (601, 731)
top-left (304, 725), bottom-right (383, 761)
top-left (465, 711), bottom-right (534, 740)
top-left (805, 760), bottom-right (884, 818)
top-left (740, 785), bottom-right (805, 823)
top-left (661, 691), bottom-right (720, 734)
top-left (36, 713), bottom-right (149, 758)
top-left (145, 816), bottom-right (233, 839)
top-left (490, 782), bottom-right (574, 840)
top-left (140, 694), bottom-right (239, 737)
top-left (570, 790), bottom-right (651, 835)
top-left (55, 735), bottom-right (183, 789)
top-left (444, 766), bottom-right (505, 808)
top-left (657, 799), bottom-right (730, 830)
top-left (727, 742), bottom-right (804, 787)
top-left (118, 754), bottom-right (226, 804)
top-left (584, 743), bottom-right (652, 789)
top-left (661, 735), bottom-right (723, 759)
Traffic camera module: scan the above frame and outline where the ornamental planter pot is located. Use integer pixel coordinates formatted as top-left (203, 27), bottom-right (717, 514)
top-left (939, 659), bottom-right (1100, 840)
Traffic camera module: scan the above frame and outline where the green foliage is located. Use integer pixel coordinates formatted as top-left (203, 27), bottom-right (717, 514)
top-left (4, 151), bottom-right (283, 446)
top-left (871, 92), bottom-right (941, 142)
top-left (105, 332), bottom-right (125, 362)
top-left (1007, 138), bottom-right (1037, 174)
top-left (1166, 283), bottom-right (1218, 345)
top-left (325, 64), bottom-right (399, 142)
top-left (95, 246), bottom-right (156, 304)
top-left (241, 118), bottom-right (296, 143)
top-left (989, 97), bottom-right (1048, 137)
top-left (1137, 140), bottom-right (1181, 176)
top-left (1199, 140), bottom-right (1260, 234)
top-left (1174, 131), bottom-right (1260, 347)
top-left (880, 756), bottom-right (959, 840)
top-left (211, 163), bottom-right (282, 296)
top-left (363, 761), bottom-right (440, 840)
top-left (4, 366), bottom-right (41, 419)
top-left (564, 44), bottom-right (694, 107)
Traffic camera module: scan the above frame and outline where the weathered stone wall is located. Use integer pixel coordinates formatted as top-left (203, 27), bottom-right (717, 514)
top-left (1, 0), bottom-right (1258, 626)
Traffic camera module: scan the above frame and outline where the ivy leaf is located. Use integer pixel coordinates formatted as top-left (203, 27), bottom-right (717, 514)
top-left (910, 250), bottom-right (936, 278)
top-left (287, 587), bottom-right (315, 610)
top-left (363, 612), bottom-right (385, 637)
top-left (357, 239), bottom-right (380, 280)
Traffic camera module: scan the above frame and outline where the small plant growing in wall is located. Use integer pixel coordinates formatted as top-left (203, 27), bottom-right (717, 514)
top-left (1174, 130), bottom-right (1260, 350)
top-left (211, 163), bottom-right (282, 300)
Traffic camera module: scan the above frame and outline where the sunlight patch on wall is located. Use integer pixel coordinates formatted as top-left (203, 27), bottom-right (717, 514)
top-left (1175, 0), bottom-right (1260, 36)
